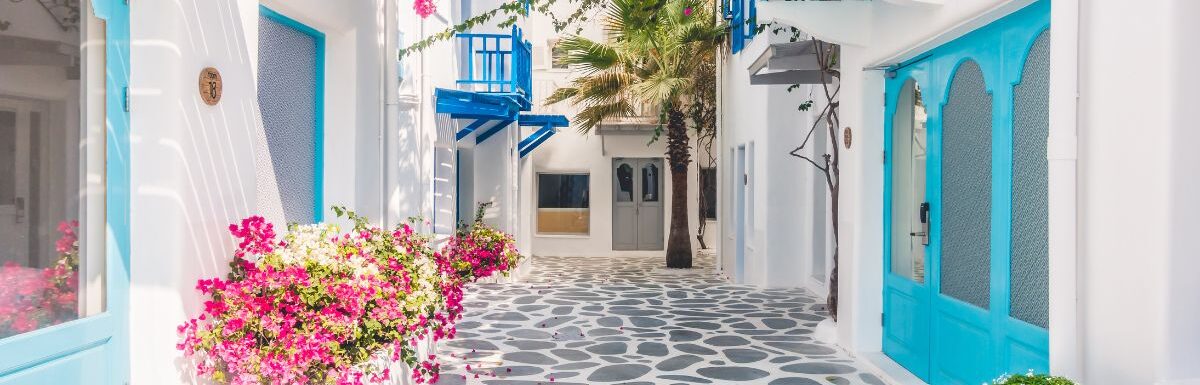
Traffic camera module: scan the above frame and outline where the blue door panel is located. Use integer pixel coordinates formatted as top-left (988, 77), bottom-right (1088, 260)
top-left (2, 345), bottom-right (109, 385)
top-left (0, 0), bottom-right (130, 383)
top-left (1002, 319), bottom-right (1051, 375)
top-left (932, 304), bottom-right (992, 385)
top-left (883, 1), bottom-right (1050, 383)
top-left (883, 285), bottom-right (929, 379)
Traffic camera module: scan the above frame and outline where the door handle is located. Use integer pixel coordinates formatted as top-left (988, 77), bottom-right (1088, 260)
top-left (14, 197), bottom-right (24, 224)
top-left (914, 202), bottom-right (930, 246)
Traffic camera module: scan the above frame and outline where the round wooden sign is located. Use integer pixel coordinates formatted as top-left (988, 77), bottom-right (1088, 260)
top-left (199, 67), bottom-right (223, 106)
top-left (843, 126), bottom-right (853, 149)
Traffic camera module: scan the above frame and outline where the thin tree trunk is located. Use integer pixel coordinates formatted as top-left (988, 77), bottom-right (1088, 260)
top-left (695, 133), bottom-right (714, 250)
top-left (666, 109), bottom-right (693, 268)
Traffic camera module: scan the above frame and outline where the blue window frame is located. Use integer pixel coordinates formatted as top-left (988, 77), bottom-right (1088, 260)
top-left (728, 0), bottom-right (757, 53)
top-left (0, 0), bottom-right (130, 383)
top-left (258, 6), bottom-right (326, 223)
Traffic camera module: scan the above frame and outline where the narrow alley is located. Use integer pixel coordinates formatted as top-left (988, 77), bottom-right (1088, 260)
top-left (434, 255), bottom-right (884, 385)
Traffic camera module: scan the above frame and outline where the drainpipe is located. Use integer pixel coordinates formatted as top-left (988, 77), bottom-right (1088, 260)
top-left (380, 0), bottom-right (390, 225)
top-left (1047, 0), bottom-right (1081, 379)
top-left (418, 6), bottom-right (429, 233)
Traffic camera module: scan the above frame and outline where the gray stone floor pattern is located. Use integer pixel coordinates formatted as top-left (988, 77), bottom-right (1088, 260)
top-left (433, 254), bottom-right (884, 385)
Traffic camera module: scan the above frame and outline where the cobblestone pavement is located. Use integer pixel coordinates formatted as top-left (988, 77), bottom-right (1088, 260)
top-left (432, 254), bottom-right (884, 385)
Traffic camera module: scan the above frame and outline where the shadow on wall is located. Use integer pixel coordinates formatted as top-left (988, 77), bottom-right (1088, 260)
top-left (131, 1), bottom-right (275, 382)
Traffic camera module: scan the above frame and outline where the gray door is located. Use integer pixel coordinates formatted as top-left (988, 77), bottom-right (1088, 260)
top-left (612, 158), bottom-right (664, 251)
top-left (0, 99), bottom-right (32, 266)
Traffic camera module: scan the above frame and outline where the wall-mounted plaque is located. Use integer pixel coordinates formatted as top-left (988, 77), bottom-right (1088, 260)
top-left (199, 67), bottom-right (223, 106)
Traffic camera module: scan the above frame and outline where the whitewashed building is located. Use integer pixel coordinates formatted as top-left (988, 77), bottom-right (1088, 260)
top-left (0, 0), bottom-right (549, 383)
top-left (514, 1), bottom-right (712, 258)
top-left (718, 0), bottom-right (1200, 384)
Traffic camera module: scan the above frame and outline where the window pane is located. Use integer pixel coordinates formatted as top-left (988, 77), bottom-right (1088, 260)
top-left (700, 168), bottom-right (717, 220)
top-left (0, 0), bottom-right (104, 338)
top-left (615, 163), bottom-right (633, 202)
top-left (641, 163), bottom-right (659, 202)
top-left (537, 174), bottom-right (589, 234)
top-left (890, 79), bottom-right (927, 284)
top-left (551, 41), bottom-right (569, 69)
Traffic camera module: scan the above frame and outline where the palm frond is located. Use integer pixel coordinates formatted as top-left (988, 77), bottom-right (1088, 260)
top-left (558, 36), bottom-right (620, 73)
top-left (573, 100), bottom-right (637, 133)
top-left (544, 87), bottom-right (580, 106)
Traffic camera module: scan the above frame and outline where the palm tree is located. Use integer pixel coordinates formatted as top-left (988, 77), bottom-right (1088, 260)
top-left (546, 0), bottom-right (724, 268)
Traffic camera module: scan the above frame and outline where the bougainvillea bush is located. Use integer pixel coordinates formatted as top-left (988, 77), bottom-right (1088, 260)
top-left (0, 220), bottom-right (80, 338)
top-left (439, 218), bottom-right (521, 284)
top-left (178, 208), bottom-right (522, 385)
top-left (992, 372), bottom-right (1077, 385)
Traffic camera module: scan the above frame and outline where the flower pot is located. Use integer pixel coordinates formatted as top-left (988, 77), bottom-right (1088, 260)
top-left (366, 332), bottom-right (437, 385)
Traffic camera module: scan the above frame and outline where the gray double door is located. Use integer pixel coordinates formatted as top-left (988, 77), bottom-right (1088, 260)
top-left (612, 158), bottom-right (664, 251)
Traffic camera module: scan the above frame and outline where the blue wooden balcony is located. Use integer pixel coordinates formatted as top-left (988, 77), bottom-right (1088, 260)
top-left (457, 26), bottom-right (533, 111)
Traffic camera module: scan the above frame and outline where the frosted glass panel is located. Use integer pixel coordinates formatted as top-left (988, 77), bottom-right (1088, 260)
top-left (259, 13), bottom-right (319, 224)
top-left (940, 61), bottom-right (992, 309)
top-left (1010, 31), bottom-right (1051, 328)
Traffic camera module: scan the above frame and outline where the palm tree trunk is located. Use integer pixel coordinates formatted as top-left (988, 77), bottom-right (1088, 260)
top-left (665, 109), bottom-right (692, 268)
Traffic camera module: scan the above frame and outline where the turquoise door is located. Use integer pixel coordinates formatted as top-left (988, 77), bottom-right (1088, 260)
top-left (0, 0), bottom-right (129, 384)
top-left (883, 1), bottom-right (1050, 384)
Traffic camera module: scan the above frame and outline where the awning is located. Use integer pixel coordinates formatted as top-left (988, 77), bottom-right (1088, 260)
top-left (595, 115), bottom-right (660, 135)
top-left (747, 40), bottom-right (839, 85)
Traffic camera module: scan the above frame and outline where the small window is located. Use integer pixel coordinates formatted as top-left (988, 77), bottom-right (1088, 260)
top-left (537, 173), bottom-right (589, 235)
top-left (700, 167), bottom-right (717, 220)
top-left (550, 40), bottom-right (569, 70)
top-left (641, 163), bottom-right (659, 202)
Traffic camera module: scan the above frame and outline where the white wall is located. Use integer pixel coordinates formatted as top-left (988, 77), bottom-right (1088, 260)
top-left (127, 0), bottom-right (450, 383)
top-left (718, 30), bottom-right (831, 290)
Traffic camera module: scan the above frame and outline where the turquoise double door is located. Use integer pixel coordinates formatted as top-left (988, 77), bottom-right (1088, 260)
top-left (882, 1), bottom-right (1051, 384)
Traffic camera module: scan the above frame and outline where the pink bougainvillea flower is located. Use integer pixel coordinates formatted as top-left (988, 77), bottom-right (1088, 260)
top-left (179, 212), bottom-right (523, 385)
top-left (414, 0), bottom-right (437, 19)
top-left (684, 7), bottom-right (694, 16)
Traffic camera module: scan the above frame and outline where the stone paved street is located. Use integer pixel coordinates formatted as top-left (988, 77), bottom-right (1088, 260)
top-left (432, 254), bottom-right (883, 385)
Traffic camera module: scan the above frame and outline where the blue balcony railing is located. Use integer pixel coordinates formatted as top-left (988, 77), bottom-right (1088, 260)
top-left (726, 0), bottom-right (757, 53)
top-left (457, 27), bottom-right (533, 110)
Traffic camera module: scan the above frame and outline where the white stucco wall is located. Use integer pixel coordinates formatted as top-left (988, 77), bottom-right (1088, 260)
top-left (127, 0), bottom-right (454, 382)
top-left (718, 31), bottom-right (833, 291)
top-left (515, 4), bottom-right (706, 258)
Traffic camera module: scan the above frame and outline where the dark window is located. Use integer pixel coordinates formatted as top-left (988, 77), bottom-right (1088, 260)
top-left (537, 173), bottom-right (590, 234)
top-left (641, 163), bottom-right (659, 202)
top-left (700, 167), bottom-right (717, 219)
top-left (538, 174), bottom-right (589, 208)
top-left (551, 41), bottom-right (569, 69)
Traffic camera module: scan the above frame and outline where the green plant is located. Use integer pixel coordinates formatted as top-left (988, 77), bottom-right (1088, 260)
top-left (400, 0), bottom-right (610, 57)
top-left (992, 372), bottom-right (1078, 385)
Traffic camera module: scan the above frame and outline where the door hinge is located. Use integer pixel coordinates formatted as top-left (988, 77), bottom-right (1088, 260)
top-left (881, 313), bottom-right (885, 326)
top-left (882, 151), bottom-right (887, 164)
top-left (123, 86), bottom-right (130, 112)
